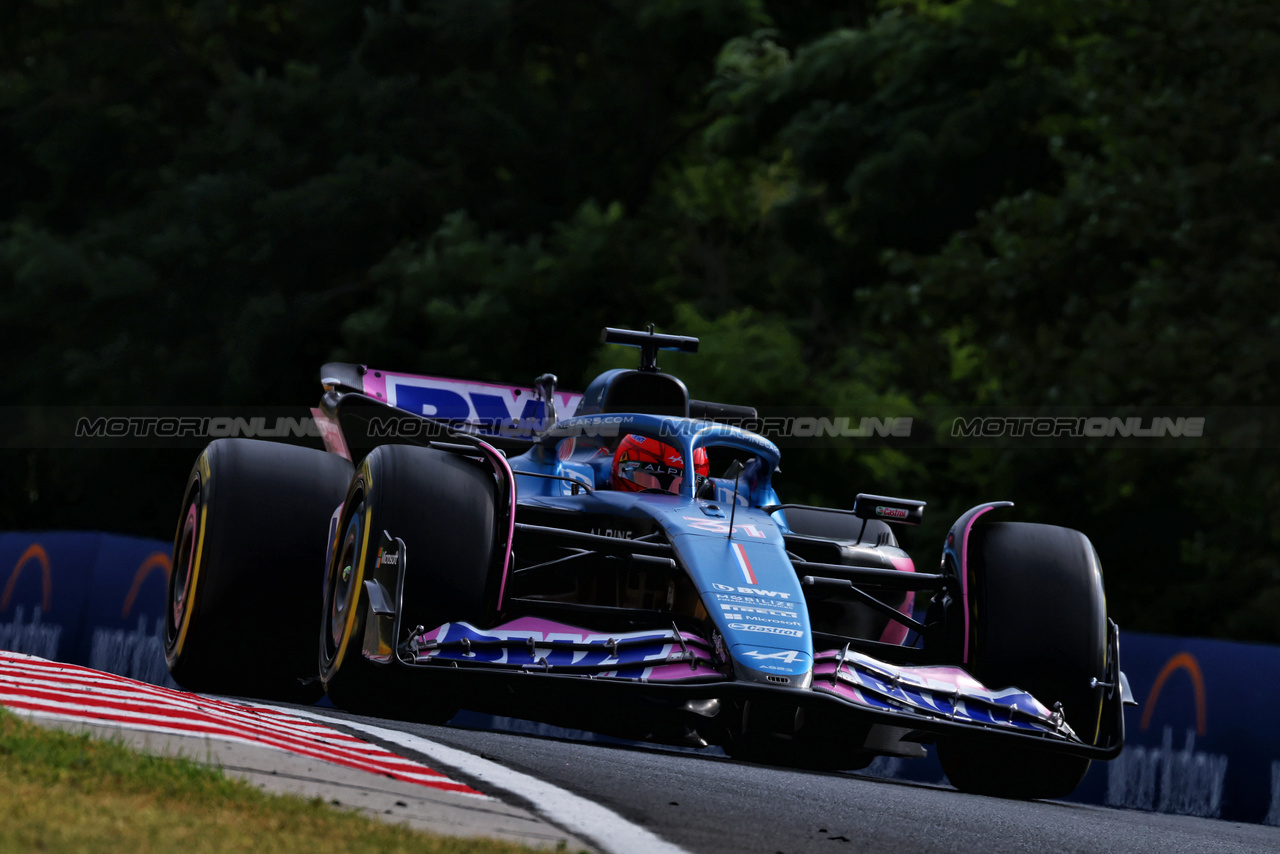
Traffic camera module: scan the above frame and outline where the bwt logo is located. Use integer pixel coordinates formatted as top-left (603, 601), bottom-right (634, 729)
top-left (388, 380), bottom-right (582, 435)
top-left (711, 582), bottom-right (792, 600)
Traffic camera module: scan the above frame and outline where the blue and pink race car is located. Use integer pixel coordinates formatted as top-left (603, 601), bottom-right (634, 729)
top-left (164, 326), bottom-right (1132, 798)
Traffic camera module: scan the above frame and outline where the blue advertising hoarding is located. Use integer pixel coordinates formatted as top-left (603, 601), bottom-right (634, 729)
top-left (1073, 632), bottom-right (1280, 824)
top-left (0, 531), bottom-right (176, 687)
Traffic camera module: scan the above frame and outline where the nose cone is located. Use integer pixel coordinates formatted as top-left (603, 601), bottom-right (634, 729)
top-left (730, 644), bottom-right (813, 689)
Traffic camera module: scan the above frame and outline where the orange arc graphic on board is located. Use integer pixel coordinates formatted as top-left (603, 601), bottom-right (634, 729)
top-left (122, 552), bottom-right (172, 619)
top-left (2, 543), bottom-right (53, 613)
top-left (1140, 651), bottom-right (1207, 736)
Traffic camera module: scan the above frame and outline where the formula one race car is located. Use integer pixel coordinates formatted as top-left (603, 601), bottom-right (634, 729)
top-left (164, 326), bottom-right (1132, 799)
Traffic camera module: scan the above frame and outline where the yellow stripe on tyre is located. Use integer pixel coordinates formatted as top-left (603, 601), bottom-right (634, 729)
top-left (329, 461), bottom-right (373, 675)
top-left (170, 489), bottom-right (209, 663)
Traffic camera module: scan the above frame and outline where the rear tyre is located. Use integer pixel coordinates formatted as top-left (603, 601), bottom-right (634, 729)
top-left (164, 439), bottom-right (353, 701)
top-left (319, 444), bottom-right (498, 722)
top-left (936, 522), bottom-right (1107, 799)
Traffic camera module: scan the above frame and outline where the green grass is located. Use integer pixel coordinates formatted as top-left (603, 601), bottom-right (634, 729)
top-left (0, 707), bottom-right (570, 854)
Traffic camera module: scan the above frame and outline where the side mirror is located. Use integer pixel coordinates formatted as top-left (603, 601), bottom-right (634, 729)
top-left (720, 459), bottom-right (745, 480)
top-left (533, 373), bottom-right (558, 433)
top-left (852, 493), bottom-right (925, 526)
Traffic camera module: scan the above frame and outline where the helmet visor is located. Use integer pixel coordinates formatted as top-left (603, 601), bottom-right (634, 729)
top-left (615, 460), bottom-right (705, 494)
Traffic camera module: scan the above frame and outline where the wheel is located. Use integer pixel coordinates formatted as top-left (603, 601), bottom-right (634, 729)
top-left (319, 443), bottom-right (499, 722)
top-left (936, 522), bottom-right (1107, 799)
top-left (164, 439), bottom-right (353, 701)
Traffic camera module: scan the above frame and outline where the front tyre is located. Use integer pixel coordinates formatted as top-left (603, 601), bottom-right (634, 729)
top-left (164, 439), bottom-right (353, 701)
top-left (319, 444), bottom-right (499, 721)
top-left (937, 522), bottom-right (1107, 799)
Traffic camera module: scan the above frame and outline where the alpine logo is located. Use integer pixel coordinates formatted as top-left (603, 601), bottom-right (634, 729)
top-left (589, 527), bottom-right (634, 540)
top-left (711, 582), bottom-right (791, 600)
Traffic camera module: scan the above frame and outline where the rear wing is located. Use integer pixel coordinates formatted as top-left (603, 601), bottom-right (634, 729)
top-left (311, 360), bottom-right (758, 462)
top-left (312, 363), bottom-right (583, 459)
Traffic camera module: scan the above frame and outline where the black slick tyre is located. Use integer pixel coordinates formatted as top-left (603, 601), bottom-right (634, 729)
top-left (164, 438), bottom-right (353, 701)
top-left (937, 521), bottom-right (1107, 799)
top-left (319, 443), bottom-right (498, 722)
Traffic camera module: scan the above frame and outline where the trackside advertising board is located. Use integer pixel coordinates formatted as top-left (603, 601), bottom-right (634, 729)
top-left (1076, 632), bottom-right (1280, 824)
top-left (0, 531), bottom-right (177, 688)
top-left (2, 529), bottom-right (1279, 823)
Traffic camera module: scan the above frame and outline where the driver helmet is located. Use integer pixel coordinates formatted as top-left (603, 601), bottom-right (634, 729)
top-left (612, 434), bottom-right (709, 495)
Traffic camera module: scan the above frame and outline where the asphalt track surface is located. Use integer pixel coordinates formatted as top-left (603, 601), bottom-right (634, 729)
top-left (274, 704), bottom-right (1280, 854)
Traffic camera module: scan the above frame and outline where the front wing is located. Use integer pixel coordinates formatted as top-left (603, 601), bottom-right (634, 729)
top-left (373, 614), bottom-right (1124, 760)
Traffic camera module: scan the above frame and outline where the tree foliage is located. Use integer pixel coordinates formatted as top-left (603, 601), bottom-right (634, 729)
top-left (2, 0), bottom-right (1277, 640)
